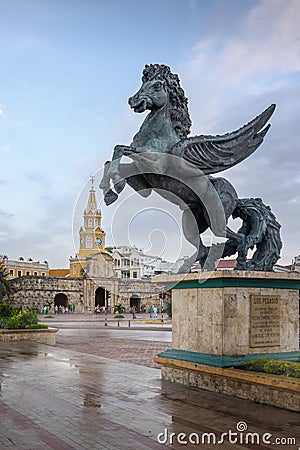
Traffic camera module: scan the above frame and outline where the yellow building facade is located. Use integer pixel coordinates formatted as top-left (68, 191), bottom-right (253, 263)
top-left (0, 255), bottom-right (49, 279)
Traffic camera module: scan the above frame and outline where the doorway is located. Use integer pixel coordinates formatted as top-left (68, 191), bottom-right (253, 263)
top-left (54, 293), bottom-right (68, 307)
top-left (130, 296), bottom-right (141, 311)
top-left (95, 287), bottom-right (105, 307)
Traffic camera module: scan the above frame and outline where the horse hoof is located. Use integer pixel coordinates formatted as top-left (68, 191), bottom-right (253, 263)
top-left (104, 190), bottom-right (118, 205)
top-left (177, 264), bottom-right (191, 274)
top-left (99, 178), bottom-right (110, 190)
top-left (114, 179), bottom-right (126, 193)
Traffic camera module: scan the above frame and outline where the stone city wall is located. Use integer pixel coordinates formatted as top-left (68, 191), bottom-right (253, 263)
top-left (83, 277), bottom-right (161, 311)
top-left (5, 275), bottom-right (162, 313)
top-left (117, 279), bottom-right (161, 309)
top-left (6, 276), bottom-right (84, 312)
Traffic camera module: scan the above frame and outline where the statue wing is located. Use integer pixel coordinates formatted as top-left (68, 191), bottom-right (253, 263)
top-left (171, 104), bottom-right (276, 174)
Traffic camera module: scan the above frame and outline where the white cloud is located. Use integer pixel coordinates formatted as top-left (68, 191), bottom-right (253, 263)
top-left (1, 145), bottom-right (11, 153)
top-left (74, 157), bottom-right (87, 167)
top-left (178, 0), bottom-right (300, 265)
top-left (181, 0), bottom-right (300, 125)
top-left (246, 0), bottom-right (300, 73)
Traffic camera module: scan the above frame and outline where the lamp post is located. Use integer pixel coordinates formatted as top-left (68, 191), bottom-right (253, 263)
top-left (105, 290), bottom-right (108, 326)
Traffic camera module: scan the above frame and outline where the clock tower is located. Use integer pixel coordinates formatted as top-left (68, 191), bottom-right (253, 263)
top-left (69, 176), bottom-right (106, 277)
top-left (77, 176), bottom-right (105, 257)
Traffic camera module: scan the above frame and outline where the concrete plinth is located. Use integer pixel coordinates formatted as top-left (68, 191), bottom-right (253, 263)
top-left (157, 271), bottom-right (299, 356)
top-left (0, 327), bottom-right (58, 345)
top-left (154, 271), bottom-right (300, 410)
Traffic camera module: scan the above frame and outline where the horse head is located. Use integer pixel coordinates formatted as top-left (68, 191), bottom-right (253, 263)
top-left (128, 64), bottom-right (192, 140)
top-left (128, 78), bottom-right (168, 113)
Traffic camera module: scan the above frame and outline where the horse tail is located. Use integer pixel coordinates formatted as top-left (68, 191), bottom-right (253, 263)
top-left (232, 197), bottom-right (282, 271)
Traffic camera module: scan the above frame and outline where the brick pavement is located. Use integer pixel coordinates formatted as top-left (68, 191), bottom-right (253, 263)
top-left (55, 329), bottom-right (171, 368)
top-left (0, 326), bottom-right (299, 449)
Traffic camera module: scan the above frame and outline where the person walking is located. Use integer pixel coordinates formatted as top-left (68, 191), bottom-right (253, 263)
top-left (149, 305), bottom-right (154, 318)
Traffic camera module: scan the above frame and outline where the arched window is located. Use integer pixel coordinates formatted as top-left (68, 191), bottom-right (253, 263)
top-left (86, 235), bottom-right (93, 248)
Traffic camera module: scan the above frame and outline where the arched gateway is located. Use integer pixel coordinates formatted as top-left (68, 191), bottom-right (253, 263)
top-left (95, 287), bottom-right (105, 308)
top-left (54, 293), bottom-right (68, 307)
top-left (130, 295), bottom-right (141, 311)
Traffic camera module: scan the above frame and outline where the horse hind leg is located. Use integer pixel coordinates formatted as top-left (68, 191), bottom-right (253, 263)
top-left (177, 209), bottom-right (200, 273)
top-left (179, 209), bottom-right (214, 272)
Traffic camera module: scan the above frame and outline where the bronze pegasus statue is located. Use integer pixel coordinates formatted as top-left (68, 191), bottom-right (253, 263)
top-left (100, 64), bottom-right (282, 272)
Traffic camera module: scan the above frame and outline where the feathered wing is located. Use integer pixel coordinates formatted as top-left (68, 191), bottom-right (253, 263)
top-left (171, 104), bottom-right (276, 174)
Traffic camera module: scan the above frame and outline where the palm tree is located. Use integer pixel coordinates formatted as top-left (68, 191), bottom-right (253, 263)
top-left (0, 263), bottom-right (12, 300)
top-left (113, 303), bottom-right (125, 318)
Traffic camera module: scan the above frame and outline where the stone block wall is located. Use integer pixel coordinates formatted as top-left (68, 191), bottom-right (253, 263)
top-left (6, 276), bottom-right (84, 312)
top-left (5, 275), bottom-right (162, 313)
top-left (156, 271), bottom-right (300, 356)
top-left (160, 363), bottom-right (299, 412)
top-left (0, 328), bottom-right (58, 345)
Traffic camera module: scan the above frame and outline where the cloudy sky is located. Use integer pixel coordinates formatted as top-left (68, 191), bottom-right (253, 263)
top-left (0, 0), bottom-right (299, 267)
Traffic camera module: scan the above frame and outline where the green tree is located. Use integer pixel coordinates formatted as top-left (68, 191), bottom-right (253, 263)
top-left (44, 300), bottom-right (53, 312)
top-left (113, 303), bottom-right (125, 318)
top-left (0, 262), bottom-right (12, 300)
top-left (5, 310), bottom-right (38, 329)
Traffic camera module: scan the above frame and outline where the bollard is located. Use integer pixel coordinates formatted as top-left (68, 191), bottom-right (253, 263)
top-left (128, 320), bottom-right (131, 327)
top-left (118, 320), bottom-right (120, 327)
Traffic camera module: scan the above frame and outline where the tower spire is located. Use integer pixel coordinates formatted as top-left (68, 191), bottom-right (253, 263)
top-left (90, 174), bottom-right (95, 190)
top-left (76, 174), bottom-right (105, 259)
top-left (86, 175), bottom-right (97, 211)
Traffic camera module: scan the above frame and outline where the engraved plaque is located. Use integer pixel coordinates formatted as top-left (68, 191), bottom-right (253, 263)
top-left (250, 295), bottom-right (280, 347)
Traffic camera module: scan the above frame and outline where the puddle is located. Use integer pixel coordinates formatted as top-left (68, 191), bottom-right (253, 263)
top-left (83, 392), bottom-right (102, 408)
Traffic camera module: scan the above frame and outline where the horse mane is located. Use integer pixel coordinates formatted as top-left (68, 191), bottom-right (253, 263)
top-left (142, 64), bottom-right (192, 139)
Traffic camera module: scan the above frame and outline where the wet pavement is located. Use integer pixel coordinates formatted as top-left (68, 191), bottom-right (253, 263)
top-left (55, 327), bottom-right (172, 369)
top-left (0, 323), bottom-right (299, 449)
top-left (39, 313), bottom-right (172, 331)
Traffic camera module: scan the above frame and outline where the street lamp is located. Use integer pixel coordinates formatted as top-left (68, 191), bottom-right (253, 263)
top-left (105, 290), bottom-right (108, 326)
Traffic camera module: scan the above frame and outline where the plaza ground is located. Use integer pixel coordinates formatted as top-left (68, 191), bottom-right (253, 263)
top-left (0, 315), bottom-right (299, 449)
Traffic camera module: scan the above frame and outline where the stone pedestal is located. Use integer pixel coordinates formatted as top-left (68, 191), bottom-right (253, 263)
top-left (154, 271), bottom-right (300, 410)
top-left (158, 271), bottom-right (299, 356)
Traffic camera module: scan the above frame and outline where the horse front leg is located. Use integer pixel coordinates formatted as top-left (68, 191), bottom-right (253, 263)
top-left (99, 145), bottom-right (132, 205)
top-left (99, 161), bottom-right (119, 205)
top-left (103, 145), bottom-right (130, 192)
top-left (110, 145), bottom-right (134, 193)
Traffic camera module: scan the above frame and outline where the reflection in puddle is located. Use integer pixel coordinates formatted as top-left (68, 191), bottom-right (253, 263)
top-left (83, 392), bottom-right (102, 408)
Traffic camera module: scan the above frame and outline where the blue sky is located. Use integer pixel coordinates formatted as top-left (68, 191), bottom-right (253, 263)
top-left (0, 0), bottom-right (299, 267)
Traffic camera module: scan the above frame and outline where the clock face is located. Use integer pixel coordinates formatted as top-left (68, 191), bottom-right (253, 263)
top-left (80, 238), bottom-right (84, 247)
top-left (95, 238), bottom-right (102, 246)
